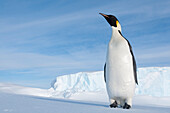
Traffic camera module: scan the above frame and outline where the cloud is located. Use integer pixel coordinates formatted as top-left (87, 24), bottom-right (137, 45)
top-left (135, 44), bottom-right (170, 67)
top-left (0, 43), bottom-right (106, 75)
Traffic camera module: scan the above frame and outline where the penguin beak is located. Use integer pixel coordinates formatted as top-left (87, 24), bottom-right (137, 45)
top-left (99, 13), bottom-right (109, 18)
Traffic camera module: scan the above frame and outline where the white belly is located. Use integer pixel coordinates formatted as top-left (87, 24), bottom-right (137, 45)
top-left (106, 38), bottom-right (135, 99)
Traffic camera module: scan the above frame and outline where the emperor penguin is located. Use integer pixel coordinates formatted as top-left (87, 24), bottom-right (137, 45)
top-left (100, 13), bottom-right (138, 109)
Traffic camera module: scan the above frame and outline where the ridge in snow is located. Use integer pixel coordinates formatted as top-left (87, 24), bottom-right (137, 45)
top-left (50, 67), bottom-right (170, 98)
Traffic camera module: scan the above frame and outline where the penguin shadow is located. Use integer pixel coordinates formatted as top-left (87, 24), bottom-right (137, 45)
top-left (31, 96), bottom-right (108, 108)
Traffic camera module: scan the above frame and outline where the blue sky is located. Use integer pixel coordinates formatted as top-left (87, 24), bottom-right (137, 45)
top-left (0, 0), bottom-right (170, 88)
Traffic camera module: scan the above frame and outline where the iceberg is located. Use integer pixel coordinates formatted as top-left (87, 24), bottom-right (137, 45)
top-left (50, 67), bottom-right (170, 98)
top-left (50, 71), bottom-right (106, 98)
top-left (136, 67), bottom-right (170, 96)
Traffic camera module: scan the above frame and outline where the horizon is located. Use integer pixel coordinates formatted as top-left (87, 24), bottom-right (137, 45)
top-left (0, 0), bottom-right (170, 88)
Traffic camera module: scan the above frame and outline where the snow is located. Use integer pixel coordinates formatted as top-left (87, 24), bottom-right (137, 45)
top-left (0, 91), bottom-right (170, 113)
top-left (51, 67), bottom-right (170, 98)
top-left (0, 67), bottom-right (170, 113)
top-left (0, 83), bottom-right (51, 97)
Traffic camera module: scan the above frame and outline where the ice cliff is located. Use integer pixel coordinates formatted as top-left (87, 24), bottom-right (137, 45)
top-left (50, 67), bottom-right (170, 98)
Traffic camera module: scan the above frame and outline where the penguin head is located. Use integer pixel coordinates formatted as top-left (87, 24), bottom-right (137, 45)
top-left (99, 13), bottom-right (121, 31)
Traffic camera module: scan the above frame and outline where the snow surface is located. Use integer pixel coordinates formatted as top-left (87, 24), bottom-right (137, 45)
top-left (0, 67), bottom-right (170, 113)
top-left (0, 91), bottom-right (170, 113)
top-left (51, 67), bottom-right (170, 98)
top-left (0, 83), bottom-right (51, 97)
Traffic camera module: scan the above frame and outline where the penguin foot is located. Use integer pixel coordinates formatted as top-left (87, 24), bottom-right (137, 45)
top-left (123, 103), bottom-right (131, 109)
top-left (110, 101), bottom-right (117, 108)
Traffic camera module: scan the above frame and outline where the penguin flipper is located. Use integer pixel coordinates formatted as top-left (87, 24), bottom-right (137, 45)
top-left (104, 63), bottom-right (106, 82)
top-left (131, 52), bottom-right (138, 85)
top-left (126, 41), bottom-right (138, 85)
top-left (118, 30), bottom-right (138, 85)
top-left (125, 40), bottom-right (138, 85)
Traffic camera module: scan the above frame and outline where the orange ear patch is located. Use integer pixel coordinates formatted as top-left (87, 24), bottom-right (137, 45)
top-left (116, 20), bottom-right (119, 26)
